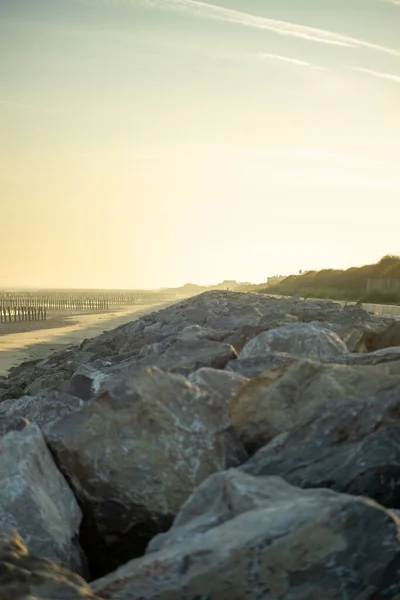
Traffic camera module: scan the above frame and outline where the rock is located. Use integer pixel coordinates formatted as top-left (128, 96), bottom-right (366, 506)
top-left (176, 324), bottom-right (227, 342)
top-left (229, 358), bottom-right (400, 453)
top-left (0, 384), bottom-right (25, 402)
top-left (2, 350), bottom-right (94, 403)
top-left (7, 358), bottom-right (42, 379)
top-left (240, 323), bottom-right (348, 360)
top-left (242, 382), bottom-right (400, 508)
top-left (221, 316), bottom-right (297, 354)
top-left (25, 370), bottom-right (71, 396)
top-left (0, 389), bottom-right (84, 434)
top-left (225, 352), bottom-right (297, 378)
top-left (0, 425), bottom-right (85, 573)
top-left (60, 372), bottom-right (95, 400)
top-left (337, 319), bottom-right (393, 353)
top-left (188, 368), bottom-right (248, 407)
top-left (368, 321), bottom-right (400, 351)
top-left (92, 470), bottom-right (400, 599)
top-left (147, 469), bottom-right (307, 553)
top-left (331, 345), bottom-right (400, 366)
top-left (0, 528), bottom-right (100, 600)
top-left (289, 299), bottom-right (373, 327)
top-left (45, 367), bottom-right (247, 578)
top-left (0, 416), bottom-right (29, 436)
top-left (334, 303), bottom-right (372, 324)
top-left (138, 338), bottom-right (238, 376)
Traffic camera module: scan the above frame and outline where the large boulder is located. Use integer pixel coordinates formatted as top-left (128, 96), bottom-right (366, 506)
top-left (229, 359), bottom-right (400, 453)
top-left (92, 470), bottom-right (400, 599)
top-left (45, 367), bottom-right (247, 578)
top-left (0, 425), bottom-right (85, 573)
top-left (188, 368), bottom-right (248, 407)
top-left (242, 382), bottom-right (400, 508)
top-left (240, 322), bottom-right (348, 360)
top-left (0, 389), bottom-right (84, 434)
top-left (0, 528), bottom-right (100, 600)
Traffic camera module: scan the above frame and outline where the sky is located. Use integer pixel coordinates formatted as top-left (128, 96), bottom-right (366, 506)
top-left (1, 0), bottom-right (400, 289)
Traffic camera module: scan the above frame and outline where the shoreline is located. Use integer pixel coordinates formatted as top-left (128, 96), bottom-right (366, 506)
top-left (0, 302), bottom-right (172, 377)
top-left (0, 308), bottom-right (124, 337)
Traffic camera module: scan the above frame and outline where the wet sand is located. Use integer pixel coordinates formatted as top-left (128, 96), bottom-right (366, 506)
top-left (0, 303), bottom-right (171, 376)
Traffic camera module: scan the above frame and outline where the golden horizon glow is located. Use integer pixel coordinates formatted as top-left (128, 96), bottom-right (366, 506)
top-left (1, 0), bottom-right (400, 289)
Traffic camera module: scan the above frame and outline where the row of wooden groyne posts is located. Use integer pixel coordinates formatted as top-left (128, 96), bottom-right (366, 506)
top-left (0, 292), bottom-right (174, 324)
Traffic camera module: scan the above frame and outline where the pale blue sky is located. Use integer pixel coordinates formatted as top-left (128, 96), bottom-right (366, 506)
top-left (1, 0), bottom-right (400, 288)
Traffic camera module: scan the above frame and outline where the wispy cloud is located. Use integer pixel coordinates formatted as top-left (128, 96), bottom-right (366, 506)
top-left (259, 53), bottom-right (329, 71)
top-left (348, 66), bottom-right (400, 83)
top-left (71, 0), bottom-right (400, 56)
top-left (143, 0), bottom-right (400, 57)
top-left (379, 0), bottom-right (400, 5)
top-left (260, 53), bottom-right (313, 67)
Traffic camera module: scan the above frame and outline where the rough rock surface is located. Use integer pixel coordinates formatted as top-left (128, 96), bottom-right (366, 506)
top-left (369, 320), bottom-right (400, 351)
top-left (0, 415), bottom-right (29, 436)
top-left (225, 352), bottom-right (297, 378)
top-left (0, 292), bottom-right (391, 404)
top-left (0, 528), bottom-right (100, 600)
top-left (240, 322), bottom-right (348, 360)
top-left (1, 291), bottom-right (399, 597)
top-left (188, 367), bottom-right (248, 407)
top-left (0, 424), bottom-right (85, 573)
top-left (330, 345), bottom-right (400, 366)
top-left (229, 358), bottom-right (400, 453)
top-left (0, 389), bottom-right (84, 433)
top-left (92, 470), bottom-right (400, 600)
top-left (242, 383), bottom-right (400, 508)
top-left (45, 367), bottom-right (247, 578)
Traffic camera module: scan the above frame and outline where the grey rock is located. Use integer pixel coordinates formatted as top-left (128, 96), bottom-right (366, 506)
top-left (240, 322), bottom-right (348, 360)
top-left (0, 415), bottom-right (29, 436)
top-left (230, 358), bottom-right (400, 453)
top-left (45, 367), bottom-right (247, 578)
top-left (369, 321), bottom-right (400, 351)
top-left (92, 470), bottom-right (400, 600)
top-left (188, 368), bottom-right (248, 407)
top-left (25, 371), bottom-right (71, 396)
top-left (330, 345), bottom-right (400, 366)
top-left (225, 352), bottom-right (297, 378)
top-left (0, 425), bottom-right (85, 573)
top-left (0, 389), bottom-right (84, 434)
top-left (242, 382), bottom-right (400, 508)
top-left (138, 338), bottom-right (238, 376)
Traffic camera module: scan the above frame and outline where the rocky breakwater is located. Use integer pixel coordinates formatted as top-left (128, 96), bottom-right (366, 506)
top-left (1, 290), bottom-right (400, 598)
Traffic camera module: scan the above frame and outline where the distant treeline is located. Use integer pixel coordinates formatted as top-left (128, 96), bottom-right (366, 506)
top-left (260, 255), bottom-right (400, 304)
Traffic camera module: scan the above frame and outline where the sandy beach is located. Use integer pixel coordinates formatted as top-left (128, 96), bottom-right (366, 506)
top-left (0, 303), bottom-right (171, 377)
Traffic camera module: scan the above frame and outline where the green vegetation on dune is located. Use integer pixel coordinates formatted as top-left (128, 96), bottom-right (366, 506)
top-left (260, 255), bottom-right (400, 305)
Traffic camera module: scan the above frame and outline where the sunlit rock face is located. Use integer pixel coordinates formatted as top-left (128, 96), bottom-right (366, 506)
top-left (0, 424), bottom-right (85, 574)
top-left (92, 471), bottom-right (400, 600)
top-left (45, 366), bottom-right (247, 578)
